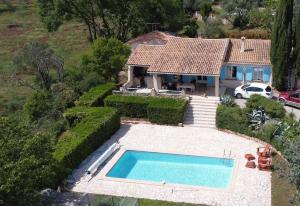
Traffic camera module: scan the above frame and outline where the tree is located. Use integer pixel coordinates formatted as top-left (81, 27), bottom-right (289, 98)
top-left (199, 1), bottom-right (212, 21)
top-left (270, 0), bottom-right (294, 90)
top-left (15, 42), bottom-right (64, 90)
top-left (0, 116), bottom-right (61, 206)
top-left (81, 38), bottom-right (131, 81)
top-left (183, 0), bottom-right (201, 15)
top-left (177, 19), bottom-right (199, 37)
top-left (221, 0), bottom-right (261, 28)
top-left (248, 8), bottom-right (274, 30)
top-left (294, 7), bottom-right (300, 76)
top-left (36, 0), bottom-right (189, 42)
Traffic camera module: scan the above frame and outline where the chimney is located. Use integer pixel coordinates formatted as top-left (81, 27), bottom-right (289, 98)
top-left (240, 36), bottom-right (246, 52)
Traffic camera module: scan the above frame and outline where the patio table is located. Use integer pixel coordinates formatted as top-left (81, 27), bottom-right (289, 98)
top-left (176, 83), bottom-right (195, 92)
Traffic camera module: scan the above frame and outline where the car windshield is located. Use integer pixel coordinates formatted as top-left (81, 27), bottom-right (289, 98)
top-left (241, 84), bottom-right (250, 90)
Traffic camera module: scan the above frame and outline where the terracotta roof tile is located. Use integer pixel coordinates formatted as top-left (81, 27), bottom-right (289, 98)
top-left (148, 37), bottom-right (229, 75)
top-left (127, 44), bottom-right (164, 66)
top-left (225, 39), bottom-right (271, 65)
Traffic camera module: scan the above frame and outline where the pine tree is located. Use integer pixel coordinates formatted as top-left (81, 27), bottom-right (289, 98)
top-left (294, 5), bottom-right (300, 75)
top-left (270, 0), bottom-right (294, 90)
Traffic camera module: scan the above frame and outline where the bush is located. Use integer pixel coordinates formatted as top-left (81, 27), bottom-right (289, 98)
top-left (104, 95), bottom-right (151, 118)
top-left (246, 95), bottom-right (286, 119)
top-left (224, 28), bottom-right (271, 39)
top-left (147, 98), bottom-right (187, 125)
top-left (53, 107), bottom-right (120, 169)
top-left (75, 82), bottom-right (116, 107)
top-left (104, 95), bottom-right (187, 124)
top-left (253, 123), bottom-right (277, 143)
top-left (216, 105), bottom-right (252, 135)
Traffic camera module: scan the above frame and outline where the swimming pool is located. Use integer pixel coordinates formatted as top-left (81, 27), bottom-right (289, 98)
top-left (106, 150), bottom-right (234, 188)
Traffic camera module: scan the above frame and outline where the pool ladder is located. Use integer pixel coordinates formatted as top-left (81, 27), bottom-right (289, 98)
top-left (223, 149), bottom-right (232, 165)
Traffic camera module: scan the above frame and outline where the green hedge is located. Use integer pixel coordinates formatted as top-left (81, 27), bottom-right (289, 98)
top-left (75, 82), bottom-right (116, 107)
top-left (104, 95), bottom-right (187, 125)
top-left (216, 104), bottom-right (252, 135)
top-left (53, 107), bottom-right (120, 169)
top-left (147, 98), bottom-right (187, 125)
top-left (246, 95), bottom-right (285, 119)
top-left (104, 95), bottom-right (150, 118)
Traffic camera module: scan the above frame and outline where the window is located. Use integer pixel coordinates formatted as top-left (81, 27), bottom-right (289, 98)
top-left (226, 66), bottom-right (237, 79)
top-left (253, 68), bottom-right (264, 81)
top-left (254, 87), bottom-right (263, 92)
top-left (197, 76), bottom-right (207, 81)
top-left (291, 93), bottom-right (300, 99)
top-left (246, 87), bottom-right (255, 92)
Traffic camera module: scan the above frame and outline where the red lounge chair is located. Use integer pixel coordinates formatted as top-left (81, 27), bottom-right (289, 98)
top-left (258, 161), bottom-right (271, 171)
top-left (257, 144), bottom-right (272, 158)
top-left (245, 154), bottom-right (255, 161)
top-left (246, 160), bottom-right (256, 168)
top-left (258, 156), bottom-right (271, 164)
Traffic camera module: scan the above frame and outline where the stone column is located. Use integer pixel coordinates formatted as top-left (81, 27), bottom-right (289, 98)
top-left (153, 74), bottom-right (159, 92)
top-left (215, 76), bottom-right (219, 97)
top-left (125, 65), bottom-right (134, 88)
top-left (242, 65), bottom-right (246, 85)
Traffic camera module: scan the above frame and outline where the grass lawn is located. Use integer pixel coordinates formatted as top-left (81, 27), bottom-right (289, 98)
top-left (0, 1), bottom-right (89, 111)
top-left (271, 153), bottom-right (298, 206)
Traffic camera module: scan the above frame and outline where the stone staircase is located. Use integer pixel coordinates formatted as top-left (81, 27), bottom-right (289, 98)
top-left (184, 96), bottom-right (219, 128)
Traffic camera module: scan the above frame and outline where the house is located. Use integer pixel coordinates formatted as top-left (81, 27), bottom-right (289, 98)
top-left (124, 35), bottom-right (272, 96)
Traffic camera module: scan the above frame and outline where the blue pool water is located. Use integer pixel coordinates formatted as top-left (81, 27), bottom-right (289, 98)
top-left (106, 150), bottom-right (234, 188)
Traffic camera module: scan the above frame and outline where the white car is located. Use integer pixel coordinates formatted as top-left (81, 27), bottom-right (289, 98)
top-left (234, 83), bottom-right (273, 99)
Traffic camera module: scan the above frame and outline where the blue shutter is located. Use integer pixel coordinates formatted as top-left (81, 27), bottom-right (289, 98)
top-left (237, 66), bottom-right (243, 80)
top-left (207, 76), bottom-right (214, 86)
top-left (220, 66), bottom-right (227, 80)
top-left (246, 66), bottom-right (252, 81)
top-left (263, 67), bottom-right (271, 83)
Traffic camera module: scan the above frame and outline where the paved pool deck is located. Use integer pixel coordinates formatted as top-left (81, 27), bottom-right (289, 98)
top-left (70, 123), bottom-right (271, 206)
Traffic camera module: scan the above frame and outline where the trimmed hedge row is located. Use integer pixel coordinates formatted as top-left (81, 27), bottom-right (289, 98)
top-left (147, 98), bottom-right (187, 125)
top-left (53, 107), bottom-right (120, 169)
top-left (104, 95), bottom-right (187, 125)
top-left (246, 95), bottom-right (286, 119)
top-left (75, 82), bottom-right (116, 107)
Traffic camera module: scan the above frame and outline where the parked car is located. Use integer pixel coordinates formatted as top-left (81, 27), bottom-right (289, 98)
top-left (278, 89), bottom-right (300, 108)
top-left (234, 83), bottom-right (273, 99)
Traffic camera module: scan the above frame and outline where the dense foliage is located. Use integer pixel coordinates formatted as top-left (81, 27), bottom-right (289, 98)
top-left (270, 0), bottom-right (295, 90)
top-left (0, 116), bottom-right (61, 206)
top-left (75, 82), bottom-right (116, 107)
top-left (147, 98), bottom-right (187, 125)
top-left (81, 38), bottom-right (131, 81)
top-left (216, 104), bottom-right (252, 135)
top-left (54, 107), bottom-right (120, 170)
top-left (245, 95), bottom-right (286, 118)
top-left (104, 95), bottom-right (187, 125)
top-left (36, 0), bottom-right (191, 42)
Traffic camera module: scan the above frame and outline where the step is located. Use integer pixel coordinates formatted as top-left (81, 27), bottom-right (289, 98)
top-left (189, 103), bottom-right (217, 107)
top-left (186, 108), bottom-right (217, 113)
top-left (185, 116), bottom-right (216, 121)
top-left (184, 119), bottom-right (215, 124)
top-left (189, 99), bottom-right (220, 104)
top-left (184, 124), bottom-right (216, 128)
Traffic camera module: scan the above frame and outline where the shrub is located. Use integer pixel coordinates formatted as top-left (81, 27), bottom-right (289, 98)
top-left (224, 28), bottom-right (271, 39)
top-left (253, 123), bottom-right (277, 143)
top-left (104, 95), bottom-right (187, 124)
top-left (147, 98), bottom-right (187, 125)
top-left (104, 95), bottom-right (151, 118)
top-left (53, 107), bottom-right (120, 169)
top-left (246, 95), bottom-right (285, 119)
top-left (216, 105), bottom-right (252, 135)
top-left (220, 95), bottom-right (235, 107)
top-left (75, 82), bottom-right (116, 107)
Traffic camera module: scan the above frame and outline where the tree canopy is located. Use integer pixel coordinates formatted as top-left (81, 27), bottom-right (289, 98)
top-left (36, 0), bottom-right (189, 42)
top-left (270, 0), bottom-right (294, 90)
top-left (81, 37), bottom-right (131, 81)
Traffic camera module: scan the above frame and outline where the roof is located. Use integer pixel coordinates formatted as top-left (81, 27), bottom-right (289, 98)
top-left (225, 39), bottom-right (271, 65)
top-left (126, 37), bottom-right (272, 76)
top-left (127, 31), bottom-right (172, 50)
top-left (127, 44), bottom-right (164, 66)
